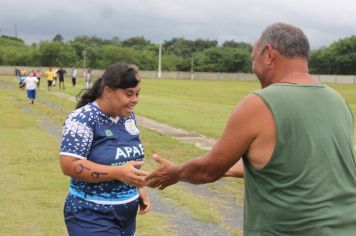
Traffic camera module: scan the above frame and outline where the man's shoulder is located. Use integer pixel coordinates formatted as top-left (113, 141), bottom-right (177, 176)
top-left (239, 93), bottom-right (268, 111)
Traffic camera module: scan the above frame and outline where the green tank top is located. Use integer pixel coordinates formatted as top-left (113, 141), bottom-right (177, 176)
top-left (243, 83), bottom-right (356, 235)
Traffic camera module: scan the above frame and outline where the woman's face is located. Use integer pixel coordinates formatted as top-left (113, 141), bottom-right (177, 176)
top-left (108, 83), bottom-right (141, 118)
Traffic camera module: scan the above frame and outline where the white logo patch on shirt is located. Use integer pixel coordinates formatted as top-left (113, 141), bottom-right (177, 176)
top-left (125, 119), bottom-right (140, 135)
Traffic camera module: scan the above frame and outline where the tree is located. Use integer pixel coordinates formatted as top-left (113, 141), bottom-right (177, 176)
top-left (38, 41), bottom-right (78, 67)
top-left (164, 38), bottom-right (194, 57)
top-left (309, 35), bottom-right (356, 75)
top-left (193, 39), bottom-right (218, 52)
top-left (121, 36), bottom-right (152, 49)
top-left (53, 34), bottom-right (64, 43)
top-left (222, 40), bottom-right (252, 51)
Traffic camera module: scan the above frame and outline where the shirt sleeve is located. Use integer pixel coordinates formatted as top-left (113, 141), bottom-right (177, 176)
top-left (60, 108), bottom-right (95, 159)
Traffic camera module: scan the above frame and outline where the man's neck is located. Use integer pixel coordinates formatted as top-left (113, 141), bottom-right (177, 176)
top-left (270, 59), bottom-right (319, 85)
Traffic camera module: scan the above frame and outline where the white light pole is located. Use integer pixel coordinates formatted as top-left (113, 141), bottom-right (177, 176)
top-left (190, 54), bottom-right (194, 80)
top-left (158, 41), bottom-right (162, 78)
top-left (82, 50), bottom-right (87, 77)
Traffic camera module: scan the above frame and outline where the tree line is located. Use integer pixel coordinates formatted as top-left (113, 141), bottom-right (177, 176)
top-left (0, 34), bottom-right (355, 74)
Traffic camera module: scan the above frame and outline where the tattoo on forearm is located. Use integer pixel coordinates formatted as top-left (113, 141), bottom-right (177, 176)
top-left (91, 172), bottom-right (108, 179)
top-left (73, 164), bottom-right (108, 179)
top-left (74, 164), bottom-right (91, 174)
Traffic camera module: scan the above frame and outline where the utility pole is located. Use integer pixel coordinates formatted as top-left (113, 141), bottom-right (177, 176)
top-left (158, 41), bottom-right (162, 78)
top-left (190, 54), bottom-right (194, 80)
top-left (82, 50), bottom-right (87, 77)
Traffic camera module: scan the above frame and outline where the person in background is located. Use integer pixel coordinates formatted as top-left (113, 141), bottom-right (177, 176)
top-left (35, 69), bottom-right (42, 88)
top-left (57, 67), bottom-right (67, 90)
top-left (146, 22), bottom-right (356, 235)
top-left (15, 67), bottom-right (20, 79)
top-left (85, 68), bottom-right (93, 88)
top-left (71, 67), bottom-right (77, 87)
top-left (20, 68), bottom-right (26, 77)
top-left (45, 67), bottom-right (54, 92)
top-left (60, 63), bottom-right (150, 236)
top-left (22, 70), bottom-right (39, 104)
top-left (18, 74), bottom-right (26, 90)
top-left (53, 67), bottom-right (58, 87)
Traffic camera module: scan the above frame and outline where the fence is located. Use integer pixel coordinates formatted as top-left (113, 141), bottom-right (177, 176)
top-left (1, 66), bottom-right (355, 84)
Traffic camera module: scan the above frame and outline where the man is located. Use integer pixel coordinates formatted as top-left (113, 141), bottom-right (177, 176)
top-left (57, 67), bottom-right (67, 90)
top-left (146, 22), bottom-right (356, 235)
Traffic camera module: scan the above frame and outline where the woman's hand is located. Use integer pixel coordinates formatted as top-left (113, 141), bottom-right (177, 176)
top-left (116, 161), bottom-right (148, 188)
top-left (138, 188), bottom-right (151, 214)
top-left (145, 154), bottom-right (181, 190)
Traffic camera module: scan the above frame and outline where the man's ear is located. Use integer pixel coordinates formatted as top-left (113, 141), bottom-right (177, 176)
top-left (264, 44), bottom-right (275, 65)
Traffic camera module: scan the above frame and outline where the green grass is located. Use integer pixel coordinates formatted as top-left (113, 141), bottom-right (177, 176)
top-left (53, 77), bottom-right (356, 143)
top-left (0, 76), bottom-right (243, 235)
top-left (136, 79), bottom-right (260, 138)
top-left (0, 82), bottom-right (66, 235)
top-left (2, 74), bottom-right (354, 236)
top-left (136, 79), bottom-right (356, 142)
top-left (0, 77), bottom-right (178, 235)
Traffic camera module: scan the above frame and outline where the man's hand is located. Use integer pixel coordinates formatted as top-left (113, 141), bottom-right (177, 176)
top-left (145, 154), bottom-right (181, 190)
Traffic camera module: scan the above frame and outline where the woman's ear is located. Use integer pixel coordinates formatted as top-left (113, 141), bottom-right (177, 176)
top-left (103, 86), bottom-right (112, 99)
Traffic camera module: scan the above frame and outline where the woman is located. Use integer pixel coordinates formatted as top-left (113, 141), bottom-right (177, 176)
top-left (60, 63), bottom-right (150, 236)
top-left (22, 70), bottom-right (39, 104)
top-left (45, 67), bottom-right (54, 91)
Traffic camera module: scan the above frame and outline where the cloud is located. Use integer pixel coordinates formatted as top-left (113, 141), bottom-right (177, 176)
top-left (0, 0), bottom-right (355, 48)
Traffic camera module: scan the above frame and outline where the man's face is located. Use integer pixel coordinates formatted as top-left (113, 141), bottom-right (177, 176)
top-left (251, 41), bottom-right (265, 82)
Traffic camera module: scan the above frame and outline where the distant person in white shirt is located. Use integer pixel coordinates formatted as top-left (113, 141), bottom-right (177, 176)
top-left (71, 67), bottom-right (77, 87)
top-left (23, 70), bottom-right (39, 104)
top-left (85, 69), bottom-right (92, 88)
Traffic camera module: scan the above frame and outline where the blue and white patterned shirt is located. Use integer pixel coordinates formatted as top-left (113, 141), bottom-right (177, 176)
top-left (60, 102), bottom-right (144, 205)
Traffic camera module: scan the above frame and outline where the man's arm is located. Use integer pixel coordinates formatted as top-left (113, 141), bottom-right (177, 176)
top-left (146, 94), bottom-right (264, 189)
top-left (224, 159), bottom-right (244, 178)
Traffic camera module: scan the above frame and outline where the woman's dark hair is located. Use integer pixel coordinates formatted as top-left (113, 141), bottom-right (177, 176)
top-left (76, 63), bottom-right (140, 109)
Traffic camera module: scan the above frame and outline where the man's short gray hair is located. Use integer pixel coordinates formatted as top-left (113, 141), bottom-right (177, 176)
top-left (257, 23), bottom-right (310, 60)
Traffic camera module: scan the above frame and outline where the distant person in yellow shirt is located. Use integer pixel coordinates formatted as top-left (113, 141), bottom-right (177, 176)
top-left (45, 67), bottom-right (54, 91)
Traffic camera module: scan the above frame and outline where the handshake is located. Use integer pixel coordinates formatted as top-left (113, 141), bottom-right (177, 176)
top-left (123, 154), bottom-right (181, 190)
top-left (123, 153), bottom-right (243, 189)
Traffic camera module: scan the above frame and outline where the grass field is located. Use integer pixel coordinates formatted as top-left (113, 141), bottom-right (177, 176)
top-left (1, 74), bottom-right (355, 235)
top-left (55, 76), bottom-right (356, 143)
top-left (0, 76), bottom-right (243, 236)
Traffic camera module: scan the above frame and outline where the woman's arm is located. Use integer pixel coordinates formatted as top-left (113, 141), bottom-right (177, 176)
top-left (60, 155), bottom-right (148, 188)
top-left (138, 188), bottom-right (151, 214)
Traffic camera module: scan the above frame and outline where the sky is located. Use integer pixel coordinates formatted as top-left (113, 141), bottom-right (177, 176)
top-left (0, 0), bottom-right (355, 49)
